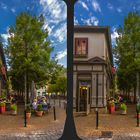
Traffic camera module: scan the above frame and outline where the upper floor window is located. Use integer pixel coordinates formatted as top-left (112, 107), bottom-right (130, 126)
top-left (75, 38), bottom-right (88, 57)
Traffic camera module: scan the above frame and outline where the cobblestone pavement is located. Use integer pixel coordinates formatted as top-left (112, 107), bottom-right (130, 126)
top-left (0, 103), bottom-right (140, 139)
top-left (74, 104), bottom-right (140, 139)
top-left (0, 99), bottom-right (66, 140)
top-left (0, 132), bottom-right (140, 140)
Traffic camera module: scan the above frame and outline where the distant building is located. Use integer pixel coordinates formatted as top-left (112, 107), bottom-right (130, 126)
top-left (73, 26), bottom-right (113, 114)
top-left (36, 86), bottom-right (48, 97)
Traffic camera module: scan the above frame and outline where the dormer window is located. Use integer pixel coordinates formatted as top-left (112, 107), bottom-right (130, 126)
top-left (75, 38), bottom-right (88, 57)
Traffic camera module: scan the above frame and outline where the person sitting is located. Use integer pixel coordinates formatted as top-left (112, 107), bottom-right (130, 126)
top-left (42, 99), bottom-right (48, 114)
top-left (32, 99), bottom-right (37, 111)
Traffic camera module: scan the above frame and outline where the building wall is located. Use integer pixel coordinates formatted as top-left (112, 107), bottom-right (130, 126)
top-left (73, 31), bottom-right (112, 111)
top-left (73, 65), bottom-right (108, 108)
top-left (74, 33), bottom-right (106, 61)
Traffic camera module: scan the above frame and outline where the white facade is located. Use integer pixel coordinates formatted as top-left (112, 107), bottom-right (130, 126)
top-left (73, 26), bottom-right (113, 114)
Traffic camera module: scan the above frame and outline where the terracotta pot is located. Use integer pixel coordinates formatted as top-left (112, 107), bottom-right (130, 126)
top-left (109, 106), bottom-right (115, 114)
top-left (136, 113), bottom-right (140, 118)
top-left (11, 110), bottom-right (17, 115)
top-left (0, 106), bottom-right (6, 113)
top-left (36, 111), bottom-right (43, 117)
top-left (26, 112), bottom-right (31, 119)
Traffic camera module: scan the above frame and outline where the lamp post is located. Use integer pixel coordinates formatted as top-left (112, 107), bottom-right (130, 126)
top-left (59, 0), bottom-right (81, 139)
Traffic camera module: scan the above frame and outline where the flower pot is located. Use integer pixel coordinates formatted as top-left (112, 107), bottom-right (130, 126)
top-left (26, 112), bottom-right (31, 119)
top-left (11, 110), bottom-right (17, 115)
top-left (0, 106), bottom-right (5, 113)
top-left (120, 110), bottom-right (127, 115)
top-left (136, 113), bottom-right (140, 118)
top-left (109, 106), bottom-right (115, 114)
top-left (36, 111), bottom-right (43, 117)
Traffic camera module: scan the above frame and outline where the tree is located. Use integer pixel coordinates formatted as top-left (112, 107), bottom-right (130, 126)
top-left (113, 12), bottom-right (140, 103)
top-left (56, 76), bottom-right (67, 97)
top-left (6, 12), bottom-right (53, 102)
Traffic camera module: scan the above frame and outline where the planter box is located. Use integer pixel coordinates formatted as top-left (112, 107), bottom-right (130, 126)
top-left (0, 106), bottom-right (5, 113)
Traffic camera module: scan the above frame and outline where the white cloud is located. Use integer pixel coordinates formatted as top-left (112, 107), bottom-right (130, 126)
top-left (111, 27), bottom-right (120, 46)
top-left (53, 23), bottom-right (66, 43)
top-left (117, 8), bottom-right (122, 13)
top-left (11, 8), bottom-right (16, 13)
top-left (79, 1), bottom-right (89, 11)
top-left (92, 0), bottom-right (101, 12)
top-left (43, 23), bottom-right (54, 35)
top-left (74, 16), bottom-right (79, 25)
top-left (1, 33), bottom-right (9, 46)
top-left (1, 28), bottom-right (14, 47)
top-left (39, 0), bottom-right (67, 43)
top-left (39, 0), bottom-right (66, 24)
top-left (107, 3), bottom-right (113, 10)
top-left (0, 3), bottom-right (7, 10)
top-left (81, 16), bottom-right (99, 26)
top-left (56, 49), bottom-right (67, 60)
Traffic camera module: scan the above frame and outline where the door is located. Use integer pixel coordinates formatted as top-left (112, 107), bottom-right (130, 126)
top-left (79, 86), bottom-right (90, 114)
top-left (79, 86), bottom-right (87, 112)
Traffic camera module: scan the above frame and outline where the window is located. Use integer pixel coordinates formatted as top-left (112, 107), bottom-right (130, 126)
top-left (75, 38), bottom-right (88, 57)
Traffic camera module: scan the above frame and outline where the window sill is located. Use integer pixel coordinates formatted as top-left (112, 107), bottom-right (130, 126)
top-left (74, 54), bottom-right (88, 58)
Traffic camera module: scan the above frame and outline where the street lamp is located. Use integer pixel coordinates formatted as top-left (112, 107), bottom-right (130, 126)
top-left (59, 0), bottom-right (81, 140)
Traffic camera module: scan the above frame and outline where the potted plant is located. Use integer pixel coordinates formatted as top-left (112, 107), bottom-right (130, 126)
top-left (36, 104), bottom-right (43, 117)
top-left (120, 103), bottom-right (127, 115)
top-left (11, 104), bottom-right (17, 115)
top-left (0, 102), bottom-right (5, 113)
top-left (26, 104), bottom-right (31, 119)
top-left (108, 99), bottom-right (115, 114)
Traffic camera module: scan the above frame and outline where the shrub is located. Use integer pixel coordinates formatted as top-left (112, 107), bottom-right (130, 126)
top-left (26, 104), bottom-right (31, 113)
top-left (11, 104), bottom-right (17, 111)
top-left (0, 102), bottom-right (5, 107)
top-left (120, 103), bottom-right (127, 111)
top-left (37, 104), bottom-right (42, 111)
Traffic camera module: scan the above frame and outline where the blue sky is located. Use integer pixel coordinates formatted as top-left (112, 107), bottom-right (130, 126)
top-left (0, 0), bottom-right (140, 67)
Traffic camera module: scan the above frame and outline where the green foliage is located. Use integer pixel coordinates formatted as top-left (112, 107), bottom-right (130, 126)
top-left (1, 89), bottom-right (7, 98)
top-left (136, 103), bottom-right (140, 112)
top-left (113, 12), bottom-right (140, 92)
top-left (6, 12), bottom-right (53, 92)
top-left (56, 76), bottom-right (67, 94)
top-left (0, 102), bottom-right (5, 107)
top-left (11, 104), bottom-right (17, 111)
top-left (26, 104), bottom-right (31, 113)
top-left (120, 103), bottom-right (127, 111)
top-left (37, 104), bottom-right (42, 111)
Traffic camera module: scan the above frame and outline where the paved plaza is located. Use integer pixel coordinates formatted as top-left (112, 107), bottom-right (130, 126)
top-left (0, 102), bottom-right (140, 139)
top-left (74, 104), bottom-right (140, 139)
